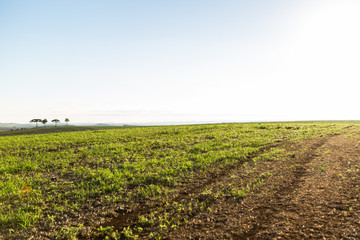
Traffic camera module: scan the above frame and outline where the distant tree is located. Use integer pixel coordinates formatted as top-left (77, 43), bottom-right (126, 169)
top-left (65, 118), bottom-right (70, 125)
top-left (30, 119), bottom-right (42, 128)
top-left (30, 119), bottom-right (36, 127)
top-left (51, 119), bottom-right (60, 127)
top-left (42, 119), bottom-right (48, 127)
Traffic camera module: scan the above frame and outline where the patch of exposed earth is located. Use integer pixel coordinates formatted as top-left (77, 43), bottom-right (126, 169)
top-left (164, 131), bottom-right (360, 239)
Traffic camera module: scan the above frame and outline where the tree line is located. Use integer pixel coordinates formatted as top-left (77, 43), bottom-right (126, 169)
top-left (30, 118), bottom-right (70, 127)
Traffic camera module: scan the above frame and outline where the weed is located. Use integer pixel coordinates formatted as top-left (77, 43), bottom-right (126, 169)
top-left (138, 214), bottom-right (155, 226)
top-left (97, 226), bottom-right (115, 236)
top-left (121, 226), bottom-right (139, 239)
top-left (319, 165), bottom-right (327, 172)
top-left (56, 226), bottom-right (80, 240)
top-left (231, 187), bottom-right (248, 200)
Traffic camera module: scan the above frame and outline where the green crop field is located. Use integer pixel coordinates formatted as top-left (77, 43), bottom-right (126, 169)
top-left (1, 122), bottom-right (359, 239)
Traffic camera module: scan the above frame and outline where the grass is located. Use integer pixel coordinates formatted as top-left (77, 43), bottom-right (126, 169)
top-left (0, 121), bottom-right (356, 239)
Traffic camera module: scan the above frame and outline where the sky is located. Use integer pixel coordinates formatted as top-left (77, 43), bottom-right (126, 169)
top-left (1, 0), bottom-right (360, 124)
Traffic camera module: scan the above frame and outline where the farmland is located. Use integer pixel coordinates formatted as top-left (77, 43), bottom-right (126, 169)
top-left (1, 122), bottom-right (360, 239)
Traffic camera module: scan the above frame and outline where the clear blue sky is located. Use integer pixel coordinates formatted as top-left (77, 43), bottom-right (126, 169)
top-left (1, 0), bottom-right (360, 124)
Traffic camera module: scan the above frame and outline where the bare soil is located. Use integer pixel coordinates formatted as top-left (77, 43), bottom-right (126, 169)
top-left (162, 130), bottom-right (360, 239)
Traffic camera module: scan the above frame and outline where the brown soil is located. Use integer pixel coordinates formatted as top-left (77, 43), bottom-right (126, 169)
top-left (163, 131), bottom-right (360, 239)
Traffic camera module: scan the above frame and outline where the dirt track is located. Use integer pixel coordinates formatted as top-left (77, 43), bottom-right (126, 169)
top-left (164, 130), bottom-right (360, 239)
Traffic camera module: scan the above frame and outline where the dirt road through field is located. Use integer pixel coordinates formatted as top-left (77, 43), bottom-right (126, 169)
top-left (167, 130), bottom-right (360, 239)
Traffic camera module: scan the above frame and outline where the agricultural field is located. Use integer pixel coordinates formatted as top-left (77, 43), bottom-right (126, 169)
top-left (0, 126), bottom-right (135, 137)
top-left (1, 122), bottom-right (360, 239)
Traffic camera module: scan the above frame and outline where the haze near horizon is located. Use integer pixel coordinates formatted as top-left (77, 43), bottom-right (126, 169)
top-left (1, 0), bottom-right (360, 124)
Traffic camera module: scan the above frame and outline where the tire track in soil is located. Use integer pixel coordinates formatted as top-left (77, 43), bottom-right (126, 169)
top-left (166, 133), bottom-right (342, 239)
top-left (232, 131), bottom-right (360, 240)
top-left (236, 137), bottom-right (329, 239)
top-left (98, 142), bottom-right (284, 233)
top-left (271, 131), bottom-right (360, 239)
